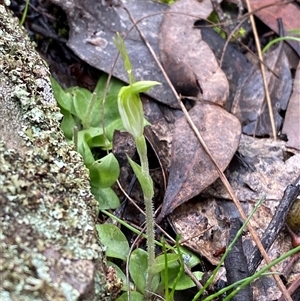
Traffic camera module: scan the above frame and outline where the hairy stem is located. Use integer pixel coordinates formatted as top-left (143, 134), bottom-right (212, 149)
top-left (135, 135), bottom-right (155, 299)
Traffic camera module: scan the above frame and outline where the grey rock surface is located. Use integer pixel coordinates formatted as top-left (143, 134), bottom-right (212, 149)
top-left (0, 5), bottom-right (121, 301)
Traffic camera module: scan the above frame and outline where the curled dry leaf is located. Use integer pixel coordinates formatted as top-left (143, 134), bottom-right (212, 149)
top-left (158, 0), bottom-right (229, 106)
top-left (231, 33), bottom-right (292, 136)
top-left (157, 102), bottom-right (241, 221)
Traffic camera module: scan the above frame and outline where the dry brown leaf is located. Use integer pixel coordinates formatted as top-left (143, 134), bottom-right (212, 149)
top-left (157, 102), bottom-right (241, 221)
top-left (282, 61), bottom-right (300, 150)
top-left (249, 0), bottom-right (300, 56)
top-left (158, 0), bottom-right (229, 106)
top-left (49, 0), bottom-right (180, 107)
top-left (231, 35), bottom-right (292, 136)
top-left (170, 135), bottom-right (300, 300)
top-left (203, 134), bottom-right (300, 206)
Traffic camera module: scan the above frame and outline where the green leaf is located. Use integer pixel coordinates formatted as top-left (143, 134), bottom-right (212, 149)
top-left (96, 224), bottom-right (129, 261)
top-left (51, 77), bottom-right (73, 112)
top-left (78, 127), bottom-right (105, 145)
top-left (90, 135), bottom-right (108, 149)
top-left (60, 108), bottom-right (76, 141)
top-left (129, 248), bottom-right (148, 293)
top-left (149, 253), bottom-right (180, 275)
top-left (105, 118), bottom-right (125, 142)
top-left (167, 270), bottom-right (203, 290)
top-left (72, 86), bottom-right (92, 124)
top-left (128, 156), bottom-right (154, 199)
top-left (160, 265), bottom-right (203, 291)
top-left (115, 291), bottom-right (144, 301)
top-left (77, 134), bottom-right (95, 168)
top-left (92, 75), bottom-right (124, 127)
top-left (177, 246), bottom-right (201, 268)
top-left (129, 81), bottom-right (161, 94)
top-left (92, 187), bottom-right (120, 210)
top-left (77, 127), bottom-right (111, 149)
top-left (89, 153), bottom-right (119, 188)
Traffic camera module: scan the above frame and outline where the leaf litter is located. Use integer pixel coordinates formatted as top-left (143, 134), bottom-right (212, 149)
top-left (157, 102), bottom-right (241, 221)
top-left (231, 19), bottom-right (292, 136)
top-left (41, 0), bottom-right (300, 299)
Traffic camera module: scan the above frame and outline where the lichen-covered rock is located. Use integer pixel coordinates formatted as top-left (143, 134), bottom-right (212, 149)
top-left (0, 5), bottom-right (121, 301)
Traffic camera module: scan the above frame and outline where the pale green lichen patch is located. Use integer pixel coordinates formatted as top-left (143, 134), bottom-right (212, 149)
top-left (0, 5), bottom-right (120, 301)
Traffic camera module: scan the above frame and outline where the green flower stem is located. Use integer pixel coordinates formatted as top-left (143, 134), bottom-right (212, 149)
top-left (144, 192), bottom-right (155, 297)
top-left (135, 135), bottom-right (155, 298)
top-left (115, 33), bottom-right (160, 299)
top-left (135, 136), bottom-right (150, 183)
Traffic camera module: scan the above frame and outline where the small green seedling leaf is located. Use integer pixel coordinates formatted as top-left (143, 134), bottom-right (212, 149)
top-left (177, 246), bottom-right (201, 268)
top-left (60, 108), bottom-right (76, 141)
top-left (72, 87), bottom-right (92, 125)
top-left (50, 77), bottom-right (73, 112)
top-left (167, 269), bottom-right (203, 290)
top-left (127, 156), bottom-right (154, 199)
top-left (89, 153), bottom-right (119, 188)
top-left (77, 134), bottom-right (95, 168)
top-left (149, 253), bottom-right (180, 275)
top-left (129, 248), bottom-right (148, 293)
top-left (116, 291), bottom-right (144, 301)
top-left (92, 186), bottom-right (120, 210)
top-left (96, 224), bottom-right (129, 261)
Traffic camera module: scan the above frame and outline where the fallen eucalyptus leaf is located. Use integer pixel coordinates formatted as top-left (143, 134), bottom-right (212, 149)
top-left (282, 61), bottom-right (300, 150)
top-left (158, 0), bottom-right (229, 106)
top-left (231, 31), bottom-right (292, 136)
top-left (157, 102), bottom-right (241, 220)
top-left (199, 25), bottom-right (253, 111)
